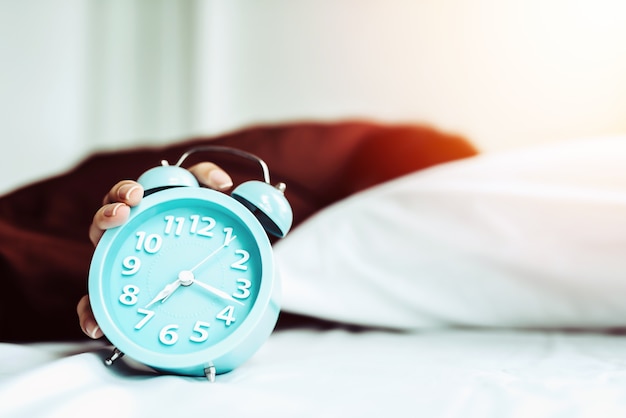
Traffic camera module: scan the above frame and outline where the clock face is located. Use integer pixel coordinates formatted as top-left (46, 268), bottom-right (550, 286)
top-left (89, 188), bottom-right (275, 372)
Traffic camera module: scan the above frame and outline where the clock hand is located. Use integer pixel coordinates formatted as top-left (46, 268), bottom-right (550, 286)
top-left (192, 278), bottom-right (245, 306)
top-left (145, 240), bottom-right (241, 308)
top-left (188, 236), bottom-right (237, 273)
top-left (144, 278), bottom-right (182, 308)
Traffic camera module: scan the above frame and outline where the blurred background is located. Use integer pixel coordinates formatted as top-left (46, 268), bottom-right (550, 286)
top-left (1, 0), bottom-right (625, 194)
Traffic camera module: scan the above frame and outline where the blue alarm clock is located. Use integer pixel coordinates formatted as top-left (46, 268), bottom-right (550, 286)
top-left (88, 146), bottom-right (292, 381)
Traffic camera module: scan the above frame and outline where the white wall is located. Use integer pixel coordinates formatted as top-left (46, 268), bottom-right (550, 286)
top-left (0, 0), bottom-right (201, 194)
top-left (0, 0), bottom-right (89, 193)
top-left (86, 0), bottom-right (198, 149)
top-left (2, 0), bottom-right (626, 195)
top-left (199, 0), bottom-right (626, 150)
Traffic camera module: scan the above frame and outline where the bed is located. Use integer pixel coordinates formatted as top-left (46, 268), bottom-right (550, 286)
top-left (3, 329), bottom-right (626, 417)
top-left (1, 122), bottom-right (626, 417)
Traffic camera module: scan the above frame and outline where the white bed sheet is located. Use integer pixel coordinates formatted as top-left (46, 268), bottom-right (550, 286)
top-left (2, 328), bottom-right (626, 418)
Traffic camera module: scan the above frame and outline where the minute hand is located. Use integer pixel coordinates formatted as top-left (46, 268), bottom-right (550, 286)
top-left (193, 280), bottom-right (244, 306)
top-left (189, 236), bottom-right (236, 273)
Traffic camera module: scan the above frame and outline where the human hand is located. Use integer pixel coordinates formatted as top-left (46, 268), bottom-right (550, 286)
top-left (77, 162), bottom-right (233, 339)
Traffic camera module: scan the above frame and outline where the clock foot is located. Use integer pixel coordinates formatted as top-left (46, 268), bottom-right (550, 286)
top-left (204, 364), bottom-right (216, 382)
top-left (104, 347), bottom-right (124, 366)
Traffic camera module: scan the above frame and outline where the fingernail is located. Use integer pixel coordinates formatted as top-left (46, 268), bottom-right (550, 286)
top-left (83, 321), bottom-right (101, 339)
top-left (104, 203), bottom-right (124, 218)
top-left (209, 170), bottom-right (233, 190)
top-left (119, 184), bottom-right (141, 201)
top-left (90, 325), bottom-right (101, 339)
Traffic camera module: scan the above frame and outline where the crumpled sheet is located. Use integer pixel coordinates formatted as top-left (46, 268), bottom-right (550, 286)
top-left (2, 328), bottom-right (626, 418)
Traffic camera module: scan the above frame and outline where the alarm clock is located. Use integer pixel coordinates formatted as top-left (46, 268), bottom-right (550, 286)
top-left (88, 146), bottom-right (292, 381)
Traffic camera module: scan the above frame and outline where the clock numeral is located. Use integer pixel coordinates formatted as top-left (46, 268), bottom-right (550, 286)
top-left (223, 227), bottom-right (236, 246)
top-left (159, 324), bottom-right (179, 346)
top-left (164, 215), bottom-right (185, 236)
top-left (233, 279), bottom-right (252, 299)
top-left (135, 231), bottom-right (162, 254)
top-left (121, 256), bottom-right (141, 276)
top-left (119, 284), bottom-right (140, 306)
top-left (216, 306), bottom-right (236, 326)
top-left (189, 320), bottom-right (211, 343)
top-left (135, 308), bottom-right (155, 329)
top-left (164, 215), bottom-right (237, 248)
top-left (137, 318), bottom-right (212, 345)
top-left (190, 215), bottom-right (216, 237)
top-left (230, 250), bottom-right (249, 271)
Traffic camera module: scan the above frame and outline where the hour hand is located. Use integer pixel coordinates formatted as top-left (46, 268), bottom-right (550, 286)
top-left (145, 279), bottom-right (181, 308)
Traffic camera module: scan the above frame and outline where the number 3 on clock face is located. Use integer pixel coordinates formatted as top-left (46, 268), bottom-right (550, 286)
top-left (89, 188), bottom-right (277, 375)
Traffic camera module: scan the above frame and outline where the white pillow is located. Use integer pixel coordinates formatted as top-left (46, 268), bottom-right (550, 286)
top-left (274, 136), bottom-right (626, 330)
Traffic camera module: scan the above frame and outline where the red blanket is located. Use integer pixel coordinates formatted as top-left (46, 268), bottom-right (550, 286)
top-left (0, 121), bottom-right (477, 341)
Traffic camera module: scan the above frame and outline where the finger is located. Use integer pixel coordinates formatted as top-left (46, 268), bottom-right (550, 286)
top-left (188, 162), bottom-right (233, 191)
top-left (88, 202), bottom-right (131, 245)
top-left (77, 295), bottom-right (103, 339)
top-left (102, 180), bottom-right (144, 206)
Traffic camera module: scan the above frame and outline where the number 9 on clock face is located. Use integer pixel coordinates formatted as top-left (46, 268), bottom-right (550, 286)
top-left (89, 187), bottom-right (277, 374)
